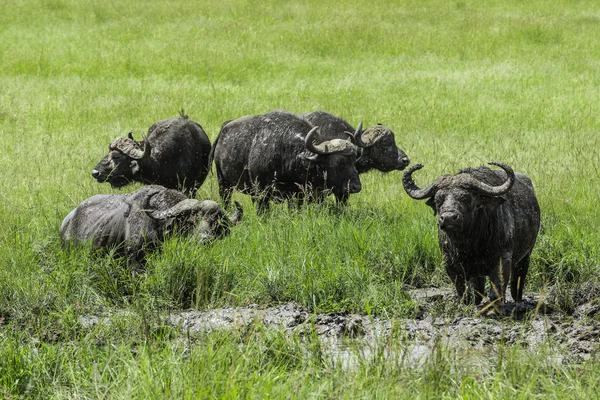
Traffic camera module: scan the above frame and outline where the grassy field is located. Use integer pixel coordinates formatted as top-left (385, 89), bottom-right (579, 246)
top-left (1, 0), bottom-right (600, 397)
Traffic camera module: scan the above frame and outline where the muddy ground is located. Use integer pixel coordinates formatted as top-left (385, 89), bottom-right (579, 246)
top-left (81, 287), bottom-right (600, 367)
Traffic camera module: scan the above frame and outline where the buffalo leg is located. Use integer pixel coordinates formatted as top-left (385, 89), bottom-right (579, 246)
top-left (446, 264), bottom-right (467, 303)
top-left (254, 194), bottom-right (271, 216)
top-left (488, 258), bottom-right (511, 312)
top-left (511, 253), bottom-right (530, 302)
top-left (469, 277), bottom-right (486, 305)
top-left (215, 164), bottom-right (234, 208)
top-left (219, 186), bottom-right (233, 208)
top-left (336, 192), bottom-right (349, 206)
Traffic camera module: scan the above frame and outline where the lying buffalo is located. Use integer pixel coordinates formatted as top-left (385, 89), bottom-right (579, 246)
top-left (403, 162), bottom-right (540, 309)
top-left (61, 185), bottom-right (242, 262)
top-left (299, 111), bottom-right (410, 173)
top-left (92, 115), bottom-right (212, 197)
top-left (211, 110), bottom-right (362, 213)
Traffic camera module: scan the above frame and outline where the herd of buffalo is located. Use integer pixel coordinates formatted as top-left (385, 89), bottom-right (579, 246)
top-left (61, 110), bottom-right (541, 309)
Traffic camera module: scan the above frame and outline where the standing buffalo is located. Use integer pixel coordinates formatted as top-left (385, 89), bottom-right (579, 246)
top-left (92, 115), bottom-right (212, 197)
top-left (61, 185), bottom-right (243, 262)
top-left (211, 110), bottom-right (361, 213)
top-left (403, 162), bottom-right (540, 309)
top-left (299, 111), bottom-right (410, 173)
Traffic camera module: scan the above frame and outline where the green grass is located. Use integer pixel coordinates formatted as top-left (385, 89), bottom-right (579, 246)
top-left (1, 0), bottom-right (600, 397)
top-left (2, 318), bottom-right (600, 398)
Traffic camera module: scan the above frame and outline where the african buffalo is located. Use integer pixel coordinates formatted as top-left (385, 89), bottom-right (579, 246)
top-left (299, 111), bottom-right (410, 173)
top-left (211, 110), bottom-right (361, 213)
top-left (403, 162), bottom-right (540, 309)
top-left (60, 185), bottom-right (242, 262)
top-left (92, 115), bottom-right (212, 196)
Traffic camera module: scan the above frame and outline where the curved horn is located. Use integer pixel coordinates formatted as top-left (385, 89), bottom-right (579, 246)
top-left (229, 201), bottom-right (243, 225)
top-left (147, 198), bottom-right (205, 220)
top-left (342, 121), bottom-right (362, 145)
top-left (354, 121), bottom-right (363, 138)
top-left (138, 133), bottom-right (151, 159)
top-left (463, 162), bottom-right (515, 196)
top-left (354, 121), bottom-right (369, 147)
top-left (341, 131), bottom-right (356, 143)
top-left (305, 126), bottom-right (356, 155)
top-left (402, 164), bottom-right (439, 200)
top-left (304, 126), bottom-right (324, 154)
top-left (356, 125), bottom-right (392, 148)
top-left (110, 135), bottom-right (151, 160)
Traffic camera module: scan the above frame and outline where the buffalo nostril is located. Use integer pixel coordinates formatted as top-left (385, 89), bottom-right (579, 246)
top-left (91, 169), bottom-right (100, 178)
top-left (439, 212), bottom-right (460, 228)
top-left (401, 157), bottom-right (410, 166)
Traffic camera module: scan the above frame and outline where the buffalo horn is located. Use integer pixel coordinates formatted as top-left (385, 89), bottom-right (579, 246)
top-left (342, 121), bottom-right (363, 145)
top-left (402, 164), bottom-right (440, 200)
top-left (305, 126), bottom-right (354, 155)
top-left (356, 124), bottom-right (391, 148)
top-left (304, 126), bottom-right (324, 154)
top-left (139, 133), bottom-right (151, 159)
top-left (147, 199), bottom-right (218, 220)
top-left (110, 135), bottom-right (151, 160)
top-left (355, 121), bottom-right (377, 148)
top-left (341, 131), bottom-right (355, 143)
top-left (463, 162), bottom-right (515, 196)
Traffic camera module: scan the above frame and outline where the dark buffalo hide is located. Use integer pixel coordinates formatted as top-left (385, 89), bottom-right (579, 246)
top-left (61, 185), bottom-right (242, 262)
top-left (299, 111), bottom-right (410, 173)
top-left (403, 162), bottom-right (540, 309)
top-left (211, 110), bottom-right (362, 213)
top-left (92, 115), bottom-right (212, 197)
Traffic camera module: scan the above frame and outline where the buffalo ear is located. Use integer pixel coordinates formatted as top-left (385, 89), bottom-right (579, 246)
top-left (425, 197), bottom-right (438, 215)
top-left (130, 160), bottom-right (140, 175)
top-left (478, 195), bottom-right (505, 211)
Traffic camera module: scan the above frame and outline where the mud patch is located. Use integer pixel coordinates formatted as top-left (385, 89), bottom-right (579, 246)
top-left (79, 291), bottom-right (600, 366)
top-left (167, 297), bottom-right (599, 363)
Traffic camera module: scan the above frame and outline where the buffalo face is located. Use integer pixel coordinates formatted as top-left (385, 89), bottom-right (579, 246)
top-left (404, 162), bottom-right (514, 234)
top-left (92, 150), bottom-right (139, 188)
top-left (426, 188), bottom-right (505, 233)
top-left (92, 135), bottom-right (150, 189)
top-left (355, 125), bottom-right (410, 173)
top-left (195, 200), bottom-right (244, 242)
top-left (308, 152), bottom-right (362, 203)
top-left (324, 153), bottom-right (362, 200)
